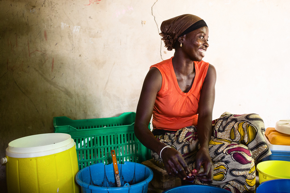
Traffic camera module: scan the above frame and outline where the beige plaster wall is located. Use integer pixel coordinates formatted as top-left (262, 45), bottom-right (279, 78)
top-left (1, 0), bottom-right (290, 191)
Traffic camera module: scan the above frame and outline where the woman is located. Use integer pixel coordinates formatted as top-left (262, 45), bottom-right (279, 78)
top-left (134, 14), bottom-right (271, 193)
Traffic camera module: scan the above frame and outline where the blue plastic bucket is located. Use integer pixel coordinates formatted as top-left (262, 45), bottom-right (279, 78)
top-left (256, 179), bottom-right (290, 193)
top-left (76, 162), bottom-right (153, 193)
top-left (163, 185), bottom-right (230, 193)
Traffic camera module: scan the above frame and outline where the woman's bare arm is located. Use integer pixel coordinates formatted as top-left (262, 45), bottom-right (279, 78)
top-left (195, 64), bottom-right (217, 182)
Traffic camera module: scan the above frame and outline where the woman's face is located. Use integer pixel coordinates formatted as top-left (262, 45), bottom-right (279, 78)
top-left (182, 26), bottom-right (209, 61)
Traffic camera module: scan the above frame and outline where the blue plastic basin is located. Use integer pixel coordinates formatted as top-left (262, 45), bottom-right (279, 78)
top-left (76, 162), bottom-right (153, 193)
top-left (163, 185), bottom-right (231, 193)
top-left (256, 179), bottom-right (290, 193)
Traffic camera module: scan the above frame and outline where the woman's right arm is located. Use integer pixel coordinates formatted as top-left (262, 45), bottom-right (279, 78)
top-left (134, 67), bottom-right (189, 179)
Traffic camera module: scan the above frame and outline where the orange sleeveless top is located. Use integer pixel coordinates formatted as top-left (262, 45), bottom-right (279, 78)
top-left (150, 57), bottom-right (209, 131)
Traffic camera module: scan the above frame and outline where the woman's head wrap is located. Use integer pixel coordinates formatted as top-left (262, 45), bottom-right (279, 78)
top-left (160, 14), bottom-right (207, 51)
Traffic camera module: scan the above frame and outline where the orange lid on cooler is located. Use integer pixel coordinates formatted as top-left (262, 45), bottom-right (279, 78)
top-left (265, 127), bottom-right (290, 145)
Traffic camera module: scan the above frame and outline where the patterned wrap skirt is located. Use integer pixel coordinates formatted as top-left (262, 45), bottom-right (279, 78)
top-left (151, 112), bottom-right (272, 193)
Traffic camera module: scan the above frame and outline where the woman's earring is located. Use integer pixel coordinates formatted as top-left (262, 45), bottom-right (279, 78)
top-left (180, 43), bottom-right (182, 47)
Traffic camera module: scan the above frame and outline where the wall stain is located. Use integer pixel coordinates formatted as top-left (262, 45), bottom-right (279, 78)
top-left (0, 72), bottom-right (8, 80)
top-left (44, 30), bottom-right (47, 41)
top-left (115, 6), bottom-right (134, 18)
top-left (13, 78), bottom-right (45, 127)
top-left (27, 40), bottom-right (46, 57)
top-left (7, 60), bottom-right (24, 72)
top-left (42, 0), bottom-right (47, 7)
top-left (15, 34), bottom-right (18, 47)
top-left (104, 62), bottom-right (115, 91)
top-left (85, 0), bottom-right (102, 6)
top-left (51, 58), bottom-right (54, 72)
top-left (33, 67), bottom-right (73, 98)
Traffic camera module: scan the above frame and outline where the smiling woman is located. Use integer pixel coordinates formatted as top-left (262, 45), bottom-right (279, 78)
top-left (134, 14), bottom-right (271, 193)
top-left (180, 26), bottom-right (209, 60)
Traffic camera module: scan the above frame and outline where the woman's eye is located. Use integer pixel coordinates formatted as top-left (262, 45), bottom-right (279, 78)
top-left (200, 36), bottom-right (204, 39)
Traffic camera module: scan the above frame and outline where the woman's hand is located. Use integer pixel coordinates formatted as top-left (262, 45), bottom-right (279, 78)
top-left (195, 147), bottom-right (213, 183)
top-left (161, 147), bottom-right (190, 179)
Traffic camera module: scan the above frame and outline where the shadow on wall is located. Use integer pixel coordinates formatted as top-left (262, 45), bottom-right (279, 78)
top-left (0, 2), bottom-right (104, 192)
top-left (0, 3), bottom-right (32, 192)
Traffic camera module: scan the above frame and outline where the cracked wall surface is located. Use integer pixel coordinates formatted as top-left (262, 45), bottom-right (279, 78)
top-left (1, 0), bottom-right (290, 191)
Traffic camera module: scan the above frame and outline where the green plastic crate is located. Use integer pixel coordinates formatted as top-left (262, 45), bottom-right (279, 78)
top-left (53, 112), bottom-right (151, 169)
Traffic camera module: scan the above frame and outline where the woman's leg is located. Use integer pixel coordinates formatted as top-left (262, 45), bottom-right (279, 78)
top-left (208, 138), bottom-right (256, 193)
top-left (151, 126), bottom-right (256, 193)
top-left (151, 113), bottom-right (271, 193)
top-left (208, 112), bottom-right (272, 193)
top-left (212, 112), bottom-right (271, 162)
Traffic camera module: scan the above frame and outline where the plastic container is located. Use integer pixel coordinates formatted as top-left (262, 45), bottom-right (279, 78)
top-left (76, 162), bottom-right (153, 193)
top-left (256, 179), bottom-right (290, 193)
top-left (263, 137), bottom-right (290, 161)
top-left (265, 136), bottom-right (290, 152)
top-left (4, 133), bottom-right (79, 193)
top-left (263, 151), bottom-right (290, 161)
top-left (54, 112), bottom-right (151, 169)
top-left (163, 185), bottom-right (230, 193)
top-left (257, 160), bottom-right (290, 184)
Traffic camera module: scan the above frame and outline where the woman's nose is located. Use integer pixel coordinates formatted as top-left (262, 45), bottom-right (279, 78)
top-left (204, 40), bottom-right (209, 48)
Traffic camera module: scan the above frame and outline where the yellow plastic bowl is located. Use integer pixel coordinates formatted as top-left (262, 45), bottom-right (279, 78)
top-left (257, 160), bottom-right (290, 184)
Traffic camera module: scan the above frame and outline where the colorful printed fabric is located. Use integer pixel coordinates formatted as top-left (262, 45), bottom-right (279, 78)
top-left (151, 112), bottom-right (271, 193)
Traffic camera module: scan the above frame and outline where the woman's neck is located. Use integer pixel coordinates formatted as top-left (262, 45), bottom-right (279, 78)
top-left (172, 52), bottom-right (195, 76)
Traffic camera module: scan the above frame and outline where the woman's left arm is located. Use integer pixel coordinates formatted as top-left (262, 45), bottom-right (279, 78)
top-left (195, 64), bottom-right (216, 183)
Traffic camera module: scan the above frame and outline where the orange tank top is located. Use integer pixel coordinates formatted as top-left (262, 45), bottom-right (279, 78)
top-left (150, 57), bottom-right (209, 131)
